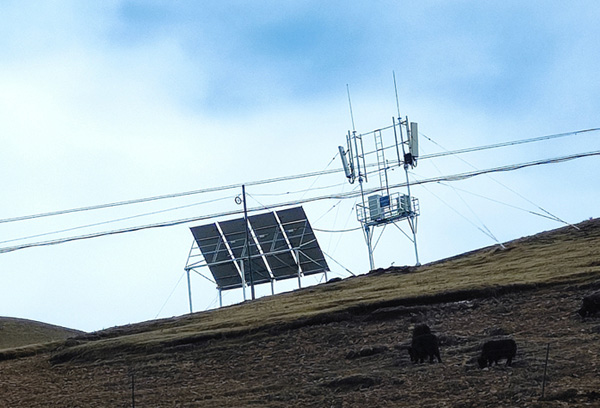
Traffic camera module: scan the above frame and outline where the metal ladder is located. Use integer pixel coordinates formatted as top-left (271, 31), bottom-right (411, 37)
top-left (374, 130), bottom-right (388, 194)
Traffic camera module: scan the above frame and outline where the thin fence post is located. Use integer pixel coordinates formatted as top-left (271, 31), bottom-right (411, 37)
top-left (541, 343), bottom-right (550, 399)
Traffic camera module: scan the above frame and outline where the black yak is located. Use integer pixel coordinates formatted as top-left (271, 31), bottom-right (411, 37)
top-left (408, 333), bottom-right (442, 364)
top-left (578, 292), bottom-right (600, 317)
top-left (412, 323), bottom-right (431, 339)
top-left (477, 339), bottom-right (517, 368)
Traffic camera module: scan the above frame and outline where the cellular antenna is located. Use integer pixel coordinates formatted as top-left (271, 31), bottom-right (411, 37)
top-left (337, 76), bottom-right (421, 270)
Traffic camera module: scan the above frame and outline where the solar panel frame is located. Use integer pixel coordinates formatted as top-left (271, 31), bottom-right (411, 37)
top-left (218, 218), bottom-right (271, 285)
top-left (248, 212), bottom-right (299, 279)
top-left (190, 223), bottom-right (242, 289)
top-left (276, 207), bottom-right (329, 276)
top-left (189, 206), bottom-right (329, 291)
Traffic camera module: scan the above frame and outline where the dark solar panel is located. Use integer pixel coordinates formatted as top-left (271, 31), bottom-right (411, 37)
top-left (189, 206), bottom-right (328, 291)
top-left (219, 218), bottom-right (271, 285)
top-left (205, 263), bottom-right (243, 290)
top-left (276, 207), bottom-right (329, 275)
top-left (249, 212), bottom-right (299, 279)
top-left (190, 223), bottom-right (242, 289)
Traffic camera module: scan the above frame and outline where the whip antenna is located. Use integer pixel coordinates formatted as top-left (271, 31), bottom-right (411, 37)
top-left (347, 84), bottom-right (356, 132)
top-left (393, 71), bottom-right (401, 118)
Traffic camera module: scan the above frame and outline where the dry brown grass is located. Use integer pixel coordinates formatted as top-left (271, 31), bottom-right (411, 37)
top-left (0, 317), bottom-right (82, 351)
top-left (2, 218), bottom-right (600, 407)
top-left (47, 218), bottom-right (600, 365)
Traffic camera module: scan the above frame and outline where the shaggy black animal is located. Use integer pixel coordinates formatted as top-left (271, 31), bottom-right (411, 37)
top-left (408, 333), bottom-right (442, 364)
top-left (411, 324), bottom-right (431, 339)
top-left (578, 292), bottom-right (600, 317)
top-left (477, 339), bottom-right (517, 368)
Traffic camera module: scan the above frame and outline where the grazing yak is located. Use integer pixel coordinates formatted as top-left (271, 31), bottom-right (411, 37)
top-left (412, 323), bottom-right (431, 338)
top-left (408, 333), bottom-right (442, 364)
top-left (578, 292), bottom-right (600, 317)
top-left (477, 339), bottom-right (517, 368)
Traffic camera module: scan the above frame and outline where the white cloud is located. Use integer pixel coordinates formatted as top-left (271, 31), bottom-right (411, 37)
top-left (0, 1), bottom-right (599, 331)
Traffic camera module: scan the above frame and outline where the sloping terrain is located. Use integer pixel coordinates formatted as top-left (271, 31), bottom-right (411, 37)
top-left (1, 218), bottom-right (599, 407)
top-left (0, 316), bottom-right (82, 350)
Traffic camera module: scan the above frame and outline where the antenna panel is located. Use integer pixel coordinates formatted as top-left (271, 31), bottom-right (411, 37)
top-left (338, 145), bottom-right (353, 180)
top-left (410, 122), bottom-right (419, 158)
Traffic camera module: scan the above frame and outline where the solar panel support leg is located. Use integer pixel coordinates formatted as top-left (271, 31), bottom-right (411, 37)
top-left (295, 249), bottom-right (302, 289)
top-left (218, 288), bottom-right (222, 308)
top-left (240, 260), bottom-right (247, 301)
top-left (270, 279), bottom-right (275, 295)
top-left (186, 269), bottom-right (193, 314)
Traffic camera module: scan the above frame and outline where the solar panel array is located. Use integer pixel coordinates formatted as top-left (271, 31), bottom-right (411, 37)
top-left (190, 206), bottom-right (329, 290)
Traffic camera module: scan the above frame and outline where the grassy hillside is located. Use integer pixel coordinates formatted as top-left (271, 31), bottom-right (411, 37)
top-left (0, 317), bottom-right (82, 350)
top-left (1, 218), bottom-right (599, 407)
top-left (48, 218), bottom-right (600, 364)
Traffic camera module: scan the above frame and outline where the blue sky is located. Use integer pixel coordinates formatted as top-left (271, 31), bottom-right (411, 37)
top-left (1, 1), bottom-right (599, 332)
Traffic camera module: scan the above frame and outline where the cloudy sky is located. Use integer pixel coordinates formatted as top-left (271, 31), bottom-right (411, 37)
top-left (1, 1), bottom-right (599, 332)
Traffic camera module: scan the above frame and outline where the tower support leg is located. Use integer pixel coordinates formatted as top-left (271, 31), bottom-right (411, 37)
top-left (295, 249), bottom-right (302, 288)
top-left (365, 224), bottom-right (375, 271)
top-left (409, 215), bottom-right (420, 266)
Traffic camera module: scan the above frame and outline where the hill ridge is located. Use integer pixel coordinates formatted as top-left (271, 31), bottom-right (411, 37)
top-left (2, 217), bottom-right (600, 407)
top-left (0, 316), bottom-right (83, 351)
top-left (43, 217), bottom-right (600, 365)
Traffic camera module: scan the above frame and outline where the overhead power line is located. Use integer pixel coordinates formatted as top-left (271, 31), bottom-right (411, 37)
top-left (418, 127), bottom-right (600, 160)
top-left (313, 226), bottom-right (363, 233)
top-left (1, 149), bottom-right (598, 254)
top-left (362, 127), bottom-right (600, 160)
top-left (1, 127), bottom-right (598, 225)
top-left (0, 195), bottom-right (233, 245)
top-left (0, 170), bottom-right (339, 225)
top-left (406, 150), bottom-right (600, 187)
